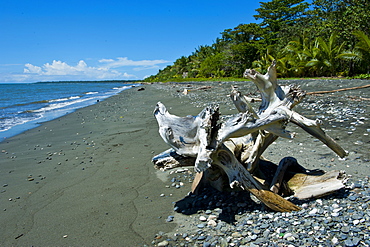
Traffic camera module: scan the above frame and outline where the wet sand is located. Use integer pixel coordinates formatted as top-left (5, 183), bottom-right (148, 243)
top-left (0, 84), bottom-right (192, 246)
top-left (0, 80), bottom-right (369, 246)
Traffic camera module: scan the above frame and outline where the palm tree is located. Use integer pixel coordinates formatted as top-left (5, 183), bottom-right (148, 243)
top-left (283, 36), bottom-right (314, 77)
top-left (353, 30), bottom-right (370, 73)
top-left (335, 31), bottom-right (370, 75)
top-left (252, 46), bottom-right (276, 74)
top-left (306, 32), bottom-right (346, 76)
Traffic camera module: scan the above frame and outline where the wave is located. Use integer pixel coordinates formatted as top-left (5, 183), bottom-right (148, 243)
top-left (0, 114), bottom-right (42, 132)
top-left (1, 96), bottom-right (81, 109)
top-left (3, 100), bottom-right (50, 108)
top-left (49, 96), bottom-right (81, 103)
top-left (31, 97), bottom-right (93, 113)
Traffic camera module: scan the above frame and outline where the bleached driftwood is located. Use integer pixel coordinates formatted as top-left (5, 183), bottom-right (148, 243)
top-left (153, 61), bottom-right (348, 212)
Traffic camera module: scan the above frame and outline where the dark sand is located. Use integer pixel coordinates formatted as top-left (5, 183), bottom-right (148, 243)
top-left (0, 80), bottom-right (369, 246)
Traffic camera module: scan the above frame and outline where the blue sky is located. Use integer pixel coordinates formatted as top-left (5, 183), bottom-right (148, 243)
top-left (0, 0), bottom-right (261, 82)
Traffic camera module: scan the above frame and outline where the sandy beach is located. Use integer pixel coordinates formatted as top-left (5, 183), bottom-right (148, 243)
top-left (1, 79), bottom-right (369, 246)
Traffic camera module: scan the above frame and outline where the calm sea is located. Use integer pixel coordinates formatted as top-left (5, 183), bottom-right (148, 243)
top-left (0, 82), bottom-right (138, 141)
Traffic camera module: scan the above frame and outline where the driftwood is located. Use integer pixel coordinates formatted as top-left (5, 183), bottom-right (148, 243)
top-left (307, 83), bottom-right (370, 95)
top-left (153, 61), bottom-right (348, 212)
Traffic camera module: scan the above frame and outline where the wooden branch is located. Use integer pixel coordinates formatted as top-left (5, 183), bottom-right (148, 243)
top-left (229, 88), bottom-right (259, 118)
top-left (216, 109), bottom-right (290, 144)
top-left (288, 109), bottom-right (348, 158)
top-left (307, 84), bottom-right (370, 95)
top-left (270, 157), bottom-right (296, 194)
top-left (243, 61), bottom-right (286, 114)
top-left (211, 144), bottom-right (301, 212)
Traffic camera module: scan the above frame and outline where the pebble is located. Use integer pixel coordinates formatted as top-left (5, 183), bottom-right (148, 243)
top-left (231, 232), bottom-right (242, 238)
top-left (152, 177), bottom-right (370, 246)
top-left (157, 240), bottom-right (169, 246)
top-left (207, 219), bottom-right (217, 227)
top-left (308, 208), bottom-right (318, 215)
top-left (166, 216), bottom-right (174, 222)
top-left (197, 224), bottom-right (205, 229)
top-left (199, 216), bottom-right (207, 222)
top-left (341, 226), bottom-right (350, 233)
top-left (332, 236), bottom-right (339, 245)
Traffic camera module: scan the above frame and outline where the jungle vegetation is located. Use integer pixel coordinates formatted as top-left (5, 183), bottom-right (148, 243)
top-left (145, 0), bottom-right (370, 82)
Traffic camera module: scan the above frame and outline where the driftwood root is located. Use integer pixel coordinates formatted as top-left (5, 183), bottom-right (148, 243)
top-left (152, 61), bottom-right (348, 212)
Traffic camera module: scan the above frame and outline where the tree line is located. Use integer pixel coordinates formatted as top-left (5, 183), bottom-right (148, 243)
top-left (145, 0), bottom-right (370, 82)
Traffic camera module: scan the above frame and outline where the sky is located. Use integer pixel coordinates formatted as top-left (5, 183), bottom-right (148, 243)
top-left (0, 0), bottom-right (262, 82)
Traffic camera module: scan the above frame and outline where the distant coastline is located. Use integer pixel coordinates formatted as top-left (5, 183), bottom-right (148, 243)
top-left (36, 79), bottom-right (142, 84)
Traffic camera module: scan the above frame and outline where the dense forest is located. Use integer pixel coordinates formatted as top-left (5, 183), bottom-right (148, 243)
top-left (145, 0), bottom-right (370, 82)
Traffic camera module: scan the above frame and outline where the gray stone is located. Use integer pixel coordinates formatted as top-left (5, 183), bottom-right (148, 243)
top-left (341, 225), bottom-right (350, 233)
top-left (166, 216), bottom-right (174, 222)
top-left (157, 240), bottom-right (169, 247)
top-left (344, 239), bottom-right (354, 247)
top-left (263, 229), bottom-right (271, 238)
top-left (197, 224), bottom-right (205, 229)
top-left (352, 237), bottom-right (361, 245)
top-left (203, 242), bottom-right (211, 247)
top-left (197, 235), bottom-right (206, 240)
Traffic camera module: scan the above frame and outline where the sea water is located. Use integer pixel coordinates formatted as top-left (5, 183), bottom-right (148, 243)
top-left (0, 82), bottom-right (138, 141)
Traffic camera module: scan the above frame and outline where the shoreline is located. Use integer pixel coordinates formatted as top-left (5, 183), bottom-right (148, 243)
top-left (0, 80), bottom-right (369, 246)
top-left (0, 84), bottom-right (189, 246)
top-left (0, 83), bottom-right (139, 142)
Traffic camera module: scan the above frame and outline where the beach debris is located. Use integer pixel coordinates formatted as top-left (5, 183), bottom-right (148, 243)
top-left (152, 61), bottom-right (348, 212)
top-left (307, 84), bottom-right (370, 95)
top-left (14, 233), bottom-right (24, 239)
top-left (27, 175), bottom-right (34, 181)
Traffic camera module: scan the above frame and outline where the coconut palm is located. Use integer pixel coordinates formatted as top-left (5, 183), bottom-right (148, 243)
top-left (353, 30), bottom-right (370, 73)
top-left (283, 36), bottom-right (314, 77)
top-left (252, 47), bottom-right (276, 74)
top-left (306, 32), bottom-right (346, 76)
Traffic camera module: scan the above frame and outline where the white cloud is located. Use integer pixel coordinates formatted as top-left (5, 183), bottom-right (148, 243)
top-left (1, 57), bottom-right (170, 82)
top-left (99, 57), bottom-right (170, 70)
top-left (24, 63), bottom-right (42, 74)
top-left (23, 60), bottom-right (135, 80)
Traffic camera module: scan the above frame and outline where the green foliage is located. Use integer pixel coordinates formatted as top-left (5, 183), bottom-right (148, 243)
top-left (144, 0), bottom-right (370, 82)
top-left (350, 74), bottom-right (370, 79)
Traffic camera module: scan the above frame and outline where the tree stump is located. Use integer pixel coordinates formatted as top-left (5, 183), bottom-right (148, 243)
top-left (152, 61), bottom-right (348, 212)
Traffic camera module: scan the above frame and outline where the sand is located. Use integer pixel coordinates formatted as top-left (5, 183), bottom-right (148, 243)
top-left (0, 80), bottom-right (369, 246)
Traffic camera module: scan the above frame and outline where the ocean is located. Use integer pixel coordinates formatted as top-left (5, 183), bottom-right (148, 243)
top-left (0, 82), bottom-right (138, 141)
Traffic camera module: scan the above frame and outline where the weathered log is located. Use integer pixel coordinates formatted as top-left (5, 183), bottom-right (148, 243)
top-left (154, 102), bottom-right (219, 172)
top-left (152, 61), bottom-right (348, 212)
top-left (307, 84), bottom-right (370, 95)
